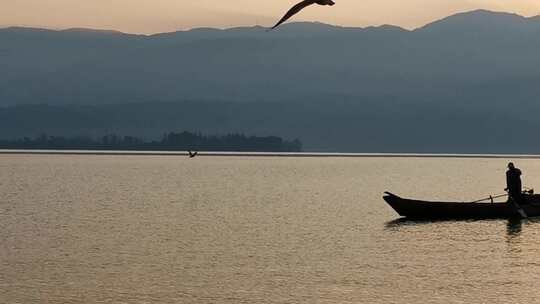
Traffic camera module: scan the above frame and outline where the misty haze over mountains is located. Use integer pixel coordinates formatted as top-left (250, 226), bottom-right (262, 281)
top-left (1, 10), bottom-right (540, 152)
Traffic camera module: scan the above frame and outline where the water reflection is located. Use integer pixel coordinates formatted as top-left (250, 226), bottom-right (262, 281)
top-left (6, 155), bottom-right (540, 304)
top-left (384, 217), bottom-right (493, 230)
top-left (387, 217), bottom-right (530, 251)
top-left (505, 219), bottom-right (524, 257)
top-left (506, 218), bottom-right (523, 238)
top-left (384, 217), bottom-right (436, 229)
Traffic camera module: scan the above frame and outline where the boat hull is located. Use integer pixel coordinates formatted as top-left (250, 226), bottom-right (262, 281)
top-left (383, 192), bottom-right (540, 219)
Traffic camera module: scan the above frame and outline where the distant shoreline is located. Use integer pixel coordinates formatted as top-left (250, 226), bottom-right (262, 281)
top-left (1, 149), bottom-right (539, 159)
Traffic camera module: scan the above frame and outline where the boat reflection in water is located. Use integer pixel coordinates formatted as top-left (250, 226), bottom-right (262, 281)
top-left (506, 218), bottom-right (523, 237)
top-left (385, 217), bottom-right (525, 236)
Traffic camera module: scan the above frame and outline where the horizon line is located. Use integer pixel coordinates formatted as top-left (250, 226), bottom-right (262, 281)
top-left (1, 8), bottom-right (538, 36)
top-left (2, 150), bottom-right (540, 159)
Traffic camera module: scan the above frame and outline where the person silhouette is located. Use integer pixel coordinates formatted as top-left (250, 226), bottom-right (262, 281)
top-left (505, 162), bottom-right (522, 204)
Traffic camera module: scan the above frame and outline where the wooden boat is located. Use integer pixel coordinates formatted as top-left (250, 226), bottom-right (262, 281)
top-left (383, 191), bottom-right (540, 219)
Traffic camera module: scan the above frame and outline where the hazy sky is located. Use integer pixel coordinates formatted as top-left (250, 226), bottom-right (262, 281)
top-left (2, 0), bottom-right (540, 33)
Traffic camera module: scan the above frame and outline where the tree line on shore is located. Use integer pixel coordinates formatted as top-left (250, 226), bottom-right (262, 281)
top-left (0, 131), bottom-right (303, 152)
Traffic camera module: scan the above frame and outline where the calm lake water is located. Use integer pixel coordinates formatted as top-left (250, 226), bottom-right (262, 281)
top-left (2, 154), bottom-right (540, 303)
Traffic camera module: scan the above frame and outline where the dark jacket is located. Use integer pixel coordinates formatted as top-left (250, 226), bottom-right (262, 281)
top-left (506, 168), bottom-right (522, 195)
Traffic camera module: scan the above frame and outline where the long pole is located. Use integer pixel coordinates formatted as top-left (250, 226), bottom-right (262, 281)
top-left (471, 193), bottom-right (508, 203)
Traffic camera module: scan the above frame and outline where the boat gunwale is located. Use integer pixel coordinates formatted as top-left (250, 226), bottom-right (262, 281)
top-left (383, 191), bottom-right (508, 205)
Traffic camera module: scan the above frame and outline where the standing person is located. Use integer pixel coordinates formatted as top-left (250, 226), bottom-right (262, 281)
top-left (505, 162), bottom-right (523, 204)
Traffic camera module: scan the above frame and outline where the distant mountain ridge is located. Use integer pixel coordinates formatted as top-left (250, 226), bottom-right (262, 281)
top-left (418, 9), bottom-right (540, 34)
top-left (1, 9), bottom-right (539, 106)
top-left (3, 9), bottom-right (539, 36)
top-left (1, 10), bottom-right (540, 152)
top-left (3, 9), bottom-right (539, 35)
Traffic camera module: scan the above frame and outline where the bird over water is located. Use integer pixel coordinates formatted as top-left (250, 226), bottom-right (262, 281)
top-left (271, 0), bottom-right (336, 30)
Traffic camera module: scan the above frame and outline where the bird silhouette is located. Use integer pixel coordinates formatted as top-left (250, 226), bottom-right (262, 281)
top-left (270, 0), bottom-right (335, 30)
top-left (188, 151), bottom-right (198, 158)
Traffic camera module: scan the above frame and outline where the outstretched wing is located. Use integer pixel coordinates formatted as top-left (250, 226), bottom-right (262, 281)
top-left (271, 0), bottom-right (316, 30)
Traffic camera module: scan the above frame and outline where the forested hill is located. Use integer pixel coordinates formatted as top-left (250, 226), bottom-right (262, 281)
top-left (2, 101), bottom-right (540, 153)
top-left (0, 131), bottom-right (302, 152)
top-left (2, 10), bottom-right (540, 152)
top-left (1, 9), bottom-right (539, 106)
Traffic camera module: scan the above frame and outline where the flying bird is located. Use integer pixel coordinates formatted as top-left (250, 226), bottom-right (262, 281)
top-left (270, 0), bottom-right (335, 30)
top-left (188, 151), bottom-right (198, 158)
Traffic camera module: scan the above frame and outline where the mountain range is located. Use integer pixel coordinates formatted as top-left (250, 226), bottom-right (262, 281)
top-left (1, 10), bottom-right (540, 152)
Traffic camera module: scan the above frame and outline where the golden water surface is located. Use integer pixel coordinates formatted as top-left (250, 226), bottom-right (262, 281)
top-left (2, 155), bottom-right (540, 303)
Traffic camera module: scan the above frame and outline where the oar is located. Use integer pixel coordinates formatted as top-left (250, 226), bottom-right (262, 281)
top-left (471, 193), bottom-right (508, 203)
top-left (509, 195), bottom-right (528, 219)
